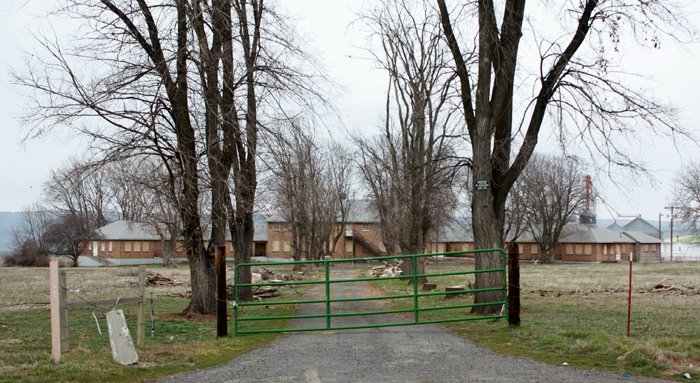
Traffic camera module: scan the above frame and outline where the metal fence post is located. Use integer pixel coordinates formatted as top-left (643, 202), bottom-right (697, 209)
top-left (233, 264), bottom-right (239, 336)
top-left (412, 255), bottom-right (419, 323)
top-left (325, 259), bottom-right (331, 329)
top-left (137, 266), bottom-right (146, 347)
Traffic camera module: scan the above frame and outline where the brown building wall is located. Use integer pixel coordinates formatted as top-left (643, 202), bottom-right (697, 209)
top-left (266, 222), bottom-right (387, 260)
top-left (82, 239), bottom-right (178, 259)
top-left (82, 239), bottom-right (251, 259)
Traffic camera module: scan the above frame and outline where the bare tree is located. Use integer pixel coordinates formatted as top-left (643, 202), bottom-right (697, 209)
top-left (44, 159), bottom-right (111, 229)
top-left (44, 214), bottom-right (95, 267)
top-left (105, 159), bottom-right (149, 221)
top-left (325, 143), bottom-right (356, 257)
top-left (357, 0), bottom-right (460, 283)
top-left (42, 160), bottom-right (112, 266)
top-left (520, 154), bottom-right (586, 262)
top-left (671, 161), bottom-right (700, 233)
top-left (436, 0), bottom-right (693, 314)
top-left (264, 122), bottom-right (345, 267)
top-left (116, 157), bottom-right (183, 263)
top-left (6, 204), bottom-right (54, 267)
top-left (15, 0), bottom-right (324, 310)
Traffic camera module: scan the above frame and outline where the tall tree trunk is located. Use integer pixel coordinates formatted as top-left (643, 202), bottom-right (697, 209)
top-left (471, 153), bottom-right (505, 314)
top-left (233, 167), bottom-right (256, 301)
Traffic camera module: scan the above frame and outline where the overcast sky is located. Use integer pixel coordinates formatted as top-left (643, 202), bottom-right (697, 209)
top-left (1, 0), bottom-right (699, 223)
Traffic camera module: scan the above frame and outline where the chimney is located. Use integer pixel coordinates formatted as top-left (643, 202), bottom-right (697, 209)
top-left (579, 175), bottom-right (596, 224)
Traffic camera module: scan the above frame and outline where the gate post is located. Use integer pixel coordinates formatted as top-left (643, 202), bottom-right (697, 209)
top-left (216, 246), bottom-right (228, 337)
top-left (325, 259), bottom-right (331, 329)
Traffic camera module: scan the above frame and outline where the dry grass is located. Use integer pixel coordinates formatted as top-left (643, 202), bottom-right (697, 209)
top-left (0, 265), bottom-right (192, 312)
top-left (518, 262), bottom-right (700, 293)
top-left (0, 262), bottom-right (319, 383)
top-left (371, 261), bottom-right (700, 381)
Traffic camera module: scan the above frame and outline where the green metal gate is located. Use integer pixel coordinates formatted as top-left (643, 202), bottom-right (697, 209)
top-left (233, 248), bottom-right (507, 335)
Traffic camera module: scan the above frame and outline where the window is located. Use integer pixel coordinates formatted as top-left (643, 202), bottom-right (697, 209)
top-left (603, 245), bottom-right (608, 255)
top-left (143, 241), bottom-right (150, 251)
top-left (272, 241), bottom-right (280, 252)
top-left (362, 223), bottom-right (371, 231)
top-left (108, 241), bottom-right (113, 252)
top-left (88, 242), bottom-right (92, 250)
top-left (100, 242), bottom-right (105, 251)
top-left (125, 241), bottom-right (132, 252)
top-left (575, 244), bottom-right (583, 255)
top-left (134, 241), bottom-right (142, 252)
top-left (530, 245), bottom-right (538, 255)
top-left (283, 241), bottom-right (291, 252)
top-left (345, 240), bottom-right (353, 253)
top-left (566, 244), bottom-right (573, 255)
top-left (584, 244), bottom-right (592, 255)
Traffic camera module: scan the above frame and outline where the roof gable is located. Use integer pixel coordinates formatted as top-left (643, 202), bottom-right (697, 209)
top-left (622, 218), bottom-right (659, 237)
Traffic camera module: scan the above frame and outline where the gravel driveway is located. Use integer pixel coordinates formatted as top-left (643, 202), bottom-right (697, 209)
top-left (157, 268), bottom-right (673, 383)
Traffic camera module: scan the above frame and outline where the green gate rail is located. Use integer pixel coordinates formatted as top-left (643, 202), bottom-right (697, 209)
top-left (233, 248), bottom-right (507, 335)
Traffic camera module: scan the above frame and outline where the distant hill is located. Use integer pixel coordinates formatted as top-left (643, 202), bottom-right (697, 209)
top-left (0, 212), bottom-right (24, 252)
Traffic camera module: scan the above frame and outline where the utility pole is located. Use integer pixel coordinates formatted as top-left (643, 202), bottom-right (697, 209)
top-left (664, 206), bottom-right (681, 262)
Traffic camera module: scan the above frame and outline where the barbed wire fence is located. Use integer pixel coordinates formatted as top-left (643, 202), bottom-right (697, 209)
top-left (48, 261), bottom-right (146, 362)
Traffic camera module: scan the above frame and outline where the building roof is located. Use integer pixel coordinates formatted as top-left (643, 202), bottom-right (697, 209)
top-left (267, 199), bottom-right (381, 224)
top-left (558, 224), bottom-right (635, 244)
top-left (95, 218), bottom-right (269, 242)
top-left (97, 221), bottom-right (162, 241)
top-left (607, 223), bottom-right (624, 232)
top-left (622, 218), bottom-right (659, 238)
top-left (436, 221), bottom-right (473, 243)
top-left (622, 231), bottom-right (662, 244)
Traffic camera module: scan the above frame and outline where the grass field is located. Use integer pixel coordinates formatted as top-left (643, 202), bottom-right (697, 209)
top-left (2, 262), bottom-right (699, 382)
top-left (0, 263), bottom-right (321, 383)
top-left (370, 261), bottom-right (700, 382)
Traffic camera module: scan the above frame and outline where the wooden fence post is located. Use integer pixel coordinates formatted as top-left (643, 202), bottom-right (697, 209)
top-left (137, 266), bottom-right (146, 348)
top-left (50, 261), bottom-right (65, 362)
top-left (216, 246), bottom-right (228, 337)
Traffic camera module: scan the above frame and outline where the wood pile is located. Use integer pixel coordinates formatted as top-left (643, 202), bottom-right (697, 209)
top-left (224, 285), bottom-right (281, 300)
top-left (369, 261), bottom-right (404, 278)
top-left (529, 280), bottom-right (699, 297)
top-left (145, 272), bottom-right (184, 287)
top-left (253, 267), bottom-right (304, 283)
top-left (645, 282), bottom-right (697, 295)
